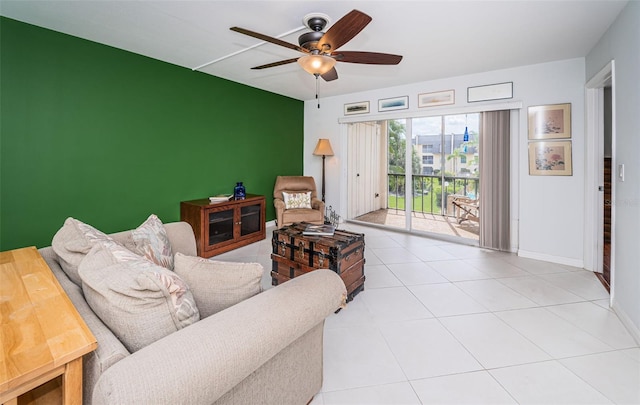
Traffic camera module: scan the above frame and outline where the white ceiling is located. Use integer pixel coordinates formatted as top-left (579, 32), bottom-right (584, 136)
top-left (0, 1), bottom-right (628, 101)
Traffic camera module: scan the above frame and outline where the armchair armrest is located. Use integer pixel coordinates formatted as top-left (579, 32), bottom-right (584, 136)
top-left (311, 198), bottom-right (325, 215)
top-left (274, 198), bottom-right (285, 226)
top-left (274, 198), bottom-right (285, 211)
top-left (92, 270), bottom-right (347, 405)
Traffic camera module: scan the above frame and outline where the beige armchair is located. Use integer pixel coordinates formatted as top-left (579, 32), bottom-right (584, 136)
top-left (273, 176), bottom-right (325, 228)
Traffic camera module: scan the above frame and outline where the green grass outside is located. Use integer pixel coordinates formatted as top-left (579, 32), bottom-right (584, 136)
top-left (388, 195), bottom-right (442, 214)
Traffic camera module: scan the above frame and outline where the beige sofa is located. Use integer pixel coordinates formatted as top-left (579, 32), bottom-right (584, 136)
top-left (39, 221), bottom-right (347, 404)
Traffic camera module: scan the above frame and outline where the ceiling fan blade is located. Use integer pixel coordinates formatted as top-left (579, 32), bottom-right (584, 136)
top-left (230, 27), bottom-right (309, 54)
top-left (321, 67), bottom-right (338, 82)
top-left (317, 10), bottom-right (372, 52)
top-left (334, 51), bottom-right (403, 65)
top-left (251, 58), bottom-right (299, 70)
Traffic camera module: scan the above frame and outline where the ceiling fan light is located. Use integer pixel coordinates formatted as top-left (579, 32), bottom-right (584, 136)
top-left (297, 54), bottom-right (336, 75)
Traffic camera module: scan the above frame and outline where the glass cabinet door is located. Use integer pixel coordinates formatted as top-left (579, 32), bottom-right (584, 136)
top-left (240, 203), bottom-right (261, 236)
top-left (208, 209), bottom-right (234, 246)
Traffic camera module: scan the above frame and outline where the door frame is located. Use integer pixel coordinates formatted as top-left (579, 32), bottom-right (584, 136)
top-left (584, 60), bottom-right (615, 302)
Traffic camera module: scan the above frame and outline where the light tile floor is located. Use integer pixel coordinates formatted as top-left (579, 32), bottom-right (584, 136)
top-left (216, 223), bottom-right (640, 405)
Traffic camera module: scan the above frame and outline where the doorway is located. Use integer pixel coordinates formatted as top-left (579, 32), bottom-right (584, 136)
top-left (602, 87), bottom-right (612, 290)
top-left (585, 61), bottom-right (615, 296)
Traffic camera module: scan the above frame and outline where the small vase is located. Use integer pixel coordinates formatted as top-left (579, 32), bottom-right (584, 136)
top-left (233, 182), bottom-right (246, 200)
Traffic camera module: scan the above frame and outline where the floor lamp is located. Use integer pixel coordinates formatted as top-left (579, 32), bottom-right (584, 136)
top-left (313, 138), bottom-right (334, 202)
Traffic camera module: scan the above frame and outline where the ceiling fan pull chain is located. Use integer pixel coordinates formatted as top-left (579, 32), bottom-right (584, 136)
top-left (315, 73), bottom-right (320, 108)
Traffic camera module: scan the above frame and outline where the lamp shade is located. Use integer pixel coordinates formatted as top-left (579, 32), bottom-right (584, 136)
top-left (297, 54), bottom-right (336, 75)
top-left (313, 139), bottom-right (334, 156)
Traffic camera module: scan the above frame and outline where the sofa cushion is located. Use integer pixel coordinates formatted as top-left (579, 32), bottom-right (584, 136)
top-left (51, 217), bottom-right (113, 286)
top-left (132, 214), bottom-right (174, 270)
top-left (173, 253), bottom-right (263, 318)
top-left (79, 241), bottom-right (199, 352)
top-left (282, 191), bottom-right (312, 209)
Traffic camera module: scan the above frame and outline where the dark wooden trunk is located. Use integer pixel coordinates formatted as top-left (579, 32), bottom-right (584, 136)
top-left (270, 223), bottom-right (365, 301)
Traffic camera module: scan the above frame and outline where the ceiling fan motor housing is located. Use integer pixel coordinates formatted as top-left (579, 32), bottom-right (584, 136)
top-left (300, 13), bottom-right (330, 51)
top-left (298, 31), bottom-right (324, 51)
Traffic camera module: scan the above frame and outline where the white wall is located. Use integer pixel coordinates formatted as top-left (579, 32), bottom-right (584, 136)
top-left (585, 1), bottom-right (640, 341)
top-left (304, 58), bottom-right (586, 266)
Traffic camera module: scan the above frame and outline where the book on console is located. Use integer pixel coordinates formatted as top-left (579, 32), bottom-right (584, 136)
top-left (302, 224), bottom-right (336, 236)
top-left (209, 194), bottom-right (233, 203)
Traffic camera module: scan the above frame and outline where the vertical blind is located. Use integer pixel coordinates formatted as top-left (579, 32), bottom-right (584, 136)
top-left (479, 110), bottom-right (511, 251)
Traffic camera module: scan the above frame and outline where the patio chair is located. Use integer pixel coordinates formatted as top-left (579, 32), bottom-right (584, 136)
top-left (451, 195), bottom-right (479, 224)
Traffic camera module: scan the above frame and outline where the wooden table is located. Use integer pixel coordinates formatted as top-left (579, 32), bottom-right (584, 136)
top-left (0, 247), bottom-right (97, 405)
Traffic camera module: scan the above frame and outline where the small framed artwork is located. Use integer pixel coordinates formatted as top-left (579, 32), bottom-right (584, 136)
top-left (344, 101), bottom-right (370, 115)
top-left (418, 90), bottom-right (455, 108)
top-left (528, 140), bottom-right (573, 176)
top-left (528, 103), bottom-right (571, 139)
top-left (378, 96), bottom-right (409, 112)
top-left (467, 82), bottom-right (513, 102)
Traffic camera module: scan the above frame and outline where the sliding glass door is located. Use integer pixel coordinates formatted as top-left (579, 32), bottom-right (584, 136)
top-left (348, 112), bottom-right (480, 242)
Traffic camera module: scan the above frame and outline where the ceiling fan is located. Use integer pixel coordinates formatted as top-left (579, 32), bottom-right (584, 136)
top-left (230, 9), bottom-right (403, 82)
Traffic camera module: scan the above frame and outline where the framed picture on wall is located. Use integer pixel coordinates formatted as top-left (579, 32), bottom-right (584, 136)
top-left (528, 140), bottom-right (573, 176)
top-left (378, 96), bottom-right (409, 112)
top-left (528, 103), bottom-right (571, 139)
top-left (467, 82), bottom-right (513, 102)
top-left (418, 90), bottom-right (455, 107)
top-left (344, 101), bottom-right (370, 115)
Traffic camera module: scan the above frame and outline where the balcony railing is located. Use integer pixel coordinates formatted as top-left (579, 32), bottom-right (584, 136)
top-left (388, 174), bottom-right (479, 216)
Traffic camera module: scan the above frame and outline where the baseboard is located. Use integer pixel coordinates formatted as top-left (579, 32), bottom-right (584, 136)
top-left (517, 249), bottom-right (584, 268)
top-left (266, 220), bottom-right (276, 229)
top-left (612, 301), bottom-right (640, 345)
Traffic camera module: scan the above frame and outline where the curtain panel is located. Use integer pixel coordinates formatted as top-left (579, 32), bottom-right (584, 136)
top-left (479, 110), bottom-right (510, 251)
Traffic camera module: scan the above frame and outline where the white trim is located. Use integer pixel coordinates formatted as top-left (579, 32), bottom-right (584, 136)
top-left (404, 119), bottom-right (413, 230)
top-left (517, 249), bottom-right (584, 268)
top-left (612, 301), bottom-right (640, 345)
top-left (586, 62), bottom-right (613, 88)
top-left (338, 100), bottom-right (523, 124)
top-left (609, 62), bottom-right (617, 305)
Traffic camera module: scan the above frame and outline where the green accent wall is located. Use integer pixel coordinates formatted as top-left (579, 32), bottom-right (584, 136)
top-left (0, 17), bottom-right (304, 250)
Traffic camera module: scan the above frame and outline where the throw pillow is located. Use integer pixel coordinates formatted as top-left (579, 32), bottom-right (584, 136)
top-left (79, 240), bottom-right (199, 353)
top-left (173, 252), bottom-right (263, 318)
top-left (282, 191), bottom-right (312, 209)
top-left (51, 217), bottom-right (113, 286)
top-left (132, 214), bottom-right (174, 270)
